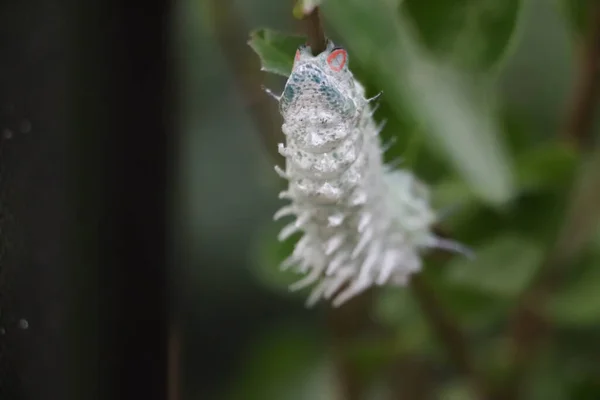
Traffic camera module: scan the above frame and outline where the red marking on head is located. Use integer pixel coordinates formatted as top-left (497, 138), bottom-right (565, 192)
top-left (295, 50), bottom-right (301, 62)
top-left (327, 49), bottom-right (347, 72)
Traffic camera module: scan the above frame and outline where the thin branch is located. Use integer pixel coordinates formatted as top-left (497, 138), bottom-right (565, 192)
top-left (302, 6), bottom-right (327, 55)
top-left (387, 356), bottom-right (433, 400)
top-left (562, 1), bottom-right (600, 148)
top-left (326, 290), bottom-right (376, 400)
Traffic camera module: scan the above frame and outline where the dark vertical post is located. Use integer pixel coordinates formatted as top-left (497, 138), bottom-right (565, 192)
top-left (70, 1), bottom-right (172, 399)
top-left (0, 1), bottom-right (68, 399)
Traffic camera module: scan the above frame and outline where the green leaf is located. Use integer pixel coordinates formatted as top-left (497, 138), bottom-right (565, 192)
top-left (401, 0), bottom-right (523, 72)
top-left (435, 284), bottom-right (508, 329)
top-left (445, 234), bottom-right (543, 297)
top-left (558, 0), bottom-right (591, 38)
top-left (374, 288), bottom-right (436, 354)
top-left (250, 223), bottom-right (304, 296)
top-left (433, 141), bottom-right (577, 209)
top-left (437, 380), bottom-right (475, 400)
top-left (523, 349), bottom-right (570, 400)
top-left (516, 142), bottom-right (578, 192)
top-left (344, 337), bottom-right (399, 381)
top-left (322, 0), bottom-right (516, 206)
top-left (431, 178), bottom-right (476, 210)
top-left (293, 0), bottom-right (322, 19)
top-left (548, 260), bottom-right (600, 327)
top-left (248, 29), bottom-right (306, 77)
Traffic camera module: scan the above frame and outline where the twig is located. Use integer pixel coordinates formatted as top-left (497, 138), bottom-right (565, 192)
top-left (326, 290), bottom-right (376, 400)
top-left (562, 2), bottom-right (600, 148)
top-left (387, 355), bottom-right (432, 400)
top-left (302, 6), bottom-right (327, 55)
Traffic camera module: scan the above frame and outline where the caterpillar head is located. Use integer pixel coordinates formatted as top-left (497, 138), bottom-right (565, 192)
top-left (279, 42), bottom-right (359, 152)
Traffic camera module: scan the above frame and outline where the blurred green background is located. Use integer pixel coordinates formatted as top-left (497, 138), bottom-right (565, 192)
top-left (173, 0), bottom-right (600, 399)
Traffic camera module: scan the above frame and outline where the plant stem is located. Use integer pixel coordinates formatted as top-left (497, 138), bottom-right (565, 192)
top-left (326, 290), bottom-right (375, 400)
top-left (562, 2), bottom-right (600, 148)
top-left (302, 6), bottom-right (327, 55)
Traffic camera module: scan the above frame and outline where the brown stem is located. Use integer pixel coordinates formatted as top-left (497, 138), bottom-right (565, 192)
top-left (302, 6), bottom-right (327, 55)
top-left (562, 2), bottom-right (600, 148)
top-left (326, 290), bottom-right (376, 400)
top-left (386, 356), bottom-right (432, 400)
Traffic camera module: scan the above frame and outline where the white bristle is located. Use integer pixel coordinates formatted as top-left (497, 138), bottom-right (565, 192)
top-left (325, 234), bottom-right (345, 255)
top-left (274, 165), bottom-right (288, 179)
top-left (274, 206), bottom-right (294, 221)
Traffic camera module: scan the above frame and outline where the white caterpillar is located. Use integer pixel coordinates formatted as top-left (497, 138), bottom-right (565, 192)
top-left (271, 41), bottom-right (469, 307)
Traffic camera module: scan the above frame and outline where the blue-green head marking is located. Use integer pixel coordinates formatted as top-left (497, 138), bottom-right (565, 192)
top-left (279, 41), bottom-right (357, 121)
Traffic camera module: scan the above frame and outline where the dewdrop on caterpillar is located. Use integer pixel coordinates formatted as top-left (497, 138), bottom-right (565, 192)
top-left (270, 40), bottom-right (471, 307)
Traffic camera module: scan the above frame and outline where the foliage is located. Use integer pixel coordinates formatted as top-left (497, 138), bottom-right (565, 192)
top-left (214, 0), bottom-right (600, 398)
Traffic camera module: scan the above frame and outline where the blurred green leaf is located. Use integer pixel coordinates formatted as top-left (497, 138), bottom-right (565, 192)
top-left (434, 283), bottom-right (508, 329)
top-left (322, 0), bottom-right (516, 206)
top-left (559, 0), bottom-right (591, 38)
top-left (523, 349), bottom-right (570, 400)
top-left (374, 288), bottom-right (436, 354)
top-left (437, 380), bottom-right (475, 400)
top-left (248, 29), bottom-right (306, 76)
top-left (402, 0), bottom-right (523, 72)
top-left (445, 234), bottom-right (543, 297)
top-left (293, 0), bottom-right (322, 19)
top-left (516, 142), bottom-right (578, 192)
top-left (548, 260), bottom-right (600, 327)
top-left (433, 141), bottom-right (577, 208)
top-left (227, 325), bottom-right (335, 400)
top-left (345, 337), bottom-right (399, 381)
top-left (431, 177), bottom-right (476, 210)
top-left (250, 223), bottom-right (304, 296)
